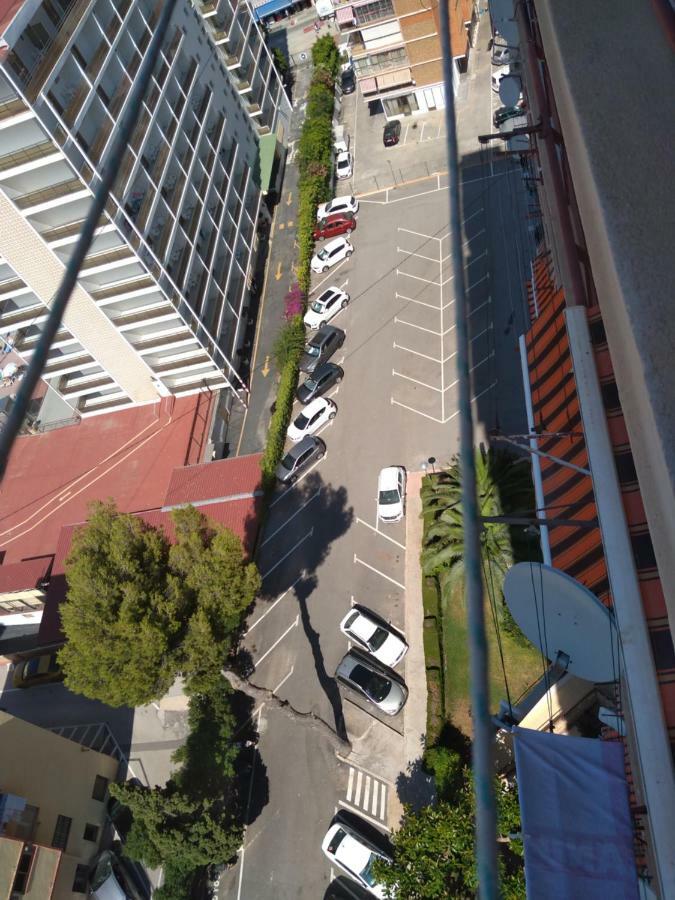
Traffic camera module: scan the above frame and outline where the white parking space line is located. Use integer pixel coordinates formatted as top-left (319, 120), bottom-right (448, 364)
top-left (236, 847), bottom-right (246, 900)
top-left (269, 454), bottom-right (327, 508)
top-left (400, 296), bottom-right (440, 310)
top-left (398, 226), bottom-right (437, 239)
top-left (391, 397), bottom-right (445, 424)
top-left (356, 516), bottom-right (406, 550)
top-left (396, 269), bottom-right (440, 286)
top-left (467, 273), bottom-right (490, 292)
top-left (261, 489), bottom-right (321, 547)
top-left (254, 615), bottom-right (299, 668)
top-left (394, 318), bottom-right (441, 335)
top-left (363, 776), bottom-right (371, 811)
top-left (261, 528), bottom-right (314, 580)
top-left (371, 779), bottom-right (379, 815)
top-left (397, 247), bottom-right (440, 264)
top-left (354, 554), bottom-right (405, 590)
top-left (467, 249), bottom-right (488, 267)
top-left (444, 382), bottom-right (499, 422)
top-left (393, 370), bottom-right (443, 392)
top-left (469, 298), bottom-right (491, 317)
top-left (309, 258), bottom-right (350, 294)
top-left (393, 342), bottom-right (441, 363)
top-left (245, 575), bottom-right (302, 635)
top-left (273, 666), bottom-right (295, 693)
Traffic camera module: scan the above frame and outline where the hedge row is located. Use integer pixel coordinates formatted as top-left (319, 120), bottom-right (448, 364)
top-left (259, 36), bottom-right (340, 488)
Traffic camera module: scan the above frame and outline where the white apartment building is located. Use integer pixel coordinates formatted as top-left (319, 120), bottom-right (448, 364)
top-left (0, 0), bottom-right (290, 418)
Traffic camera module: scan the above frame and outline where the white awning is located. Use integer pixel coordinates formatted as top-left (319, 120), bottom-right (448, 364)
top-left (376, 67), bottom-right (412, 91)
top-left (512, 727), bottom-right (639, 899)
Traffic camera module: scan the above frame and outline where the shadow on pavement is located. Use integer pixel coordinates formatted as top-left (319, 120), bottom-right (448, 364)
top-left (323, 876), bottom-right (371, 899)
top-left (395, 755), bottom-right (436, 813)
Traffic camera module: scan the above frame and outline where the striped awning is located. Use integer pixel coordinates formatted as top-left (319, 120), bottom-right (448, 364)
top-left (376, 67), bottom-right (412, 91)
top-left (359, 76), bottom-right (377, 94)
top-left (336, 5), bottom-right (355, 24)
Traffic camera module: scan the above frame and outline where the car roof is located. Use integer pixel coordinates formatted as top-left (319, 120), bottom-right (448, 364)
top-left (316, 324), bottom-right (344, 338)
top-left (334, 830), bottom-right (371, 874)
top-left (321, 213), bottom-right (352, 225)
top-left (316, 286), bottom-right (340, 301)
top-left (345, 610), bottom-right (378, 643)
top-left (303, 397), bottom-right (328, 415)
top-left (324, 236), bottom-right (348, 251)
top-left (291, 435), bottom-right (320, 455)
top-left (378, 466), bottom-right (401, 490)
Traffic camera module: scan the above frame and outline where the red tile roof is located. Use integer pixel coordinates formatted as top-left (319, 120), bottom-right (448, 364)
top-left (163, 454), bottom-right (263, 507)
top-left (0, 557), bottom-right (51, 594)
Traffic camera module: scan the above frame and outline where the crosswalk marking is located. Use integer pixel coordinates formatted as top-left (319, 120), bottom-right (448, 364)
top-left (343, 766), bottom-right (388, 823)
top-left (355, 769), bottom-right (363, 805)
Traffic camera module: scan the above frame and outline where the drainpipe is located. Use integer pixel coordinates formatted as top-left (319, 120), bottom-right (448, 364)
top-left (518, 334), bottom-right (551, 565)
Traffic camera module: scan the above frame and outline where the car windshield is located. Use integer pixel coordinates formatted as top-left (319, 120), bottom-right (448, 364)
top-left (25, 658), bottom-right (41, 676)
top-left (303, 377), bottom-right (318, 392)
top-left (360, 852), bottom-right (379, 887)
top-left (310, 299), bottom-right (327, 313)
top-left (280, 452), bottom-right (295, 472)
top-left (368, 627), bottom-right (390, 652)
top-left (306, 343), bottom-right (320, 356)
top-left (327, 828), bottom-right (346, 855)
top-left (379, 489), bottom-right (399, 505)
top-left (294, 412), bottom-right (309, 430)
top-left (338, 158), bottom-right (348, 168)
top-left (90, 856), bottom-right (114, 891)
top-left (351, 664), bottom-right (391, 703)
top-left (317, 247), bottom-right (329, 260)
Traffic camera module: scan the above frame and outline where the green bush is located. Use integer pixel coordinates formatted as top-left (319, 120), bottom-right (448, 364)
top-left (260, 338), bottom-right (303, 491)
top-left (272, 317), bottom-right (306, 373)
top-left (423, 746), bottom-right (463, 801)
top-left (311, 34), bottom-right (340, 78)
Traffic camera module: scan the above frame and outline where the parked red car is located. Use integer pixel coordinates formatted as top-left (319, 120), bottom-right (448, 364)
top-left (312, 213), bottom-right (356, 241)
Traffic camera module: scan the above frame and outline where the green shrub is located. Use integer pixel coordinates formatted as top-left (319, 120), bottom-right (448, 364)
top-left (423, 745), bottom-right (463, 801)
top-left (272, 317), bottom-right (305, 373)
top-left (423, 617), bottom-right (441, 670)
top-left (311, 34), bottom-right (340, 78)
top-left (260, 332), bottom-right (304, 491)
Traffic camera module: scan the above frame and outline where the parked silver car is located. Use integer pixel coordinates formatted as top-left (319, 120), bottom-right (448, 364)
top-left (335, 650), bottom-right (408, 716)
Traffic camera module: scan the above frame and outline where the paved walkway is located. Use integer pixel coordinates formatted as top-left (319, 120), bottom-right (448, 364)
top-left (232, 65), bottom-right (314, 456)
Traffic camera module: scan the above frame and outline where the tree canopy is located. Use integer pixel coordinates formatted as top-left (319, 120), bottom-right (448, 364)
top-left (58, 501), bottom-right (260, 705)
top-left (373, 755), bottom-right (524, 899)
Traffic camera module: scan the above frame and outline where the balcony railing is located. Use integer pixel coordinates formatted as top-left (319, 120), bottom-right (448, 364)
top-left (0, 140), bottom-right (58, 174)
top-left (90, 275), bottom-right (155, 302)
top-left (0, 277), bottom-right (27, 297)
top-left (41, 215), bottom-right (107, 244)
top-left (0, 97), bottom-right (27, 121)
top-left (81, 246), bottom-right (132, 271)
top-left (24, 0), bottom-right (93, 101)
top-left (15, 177), bottom-right (84, 211)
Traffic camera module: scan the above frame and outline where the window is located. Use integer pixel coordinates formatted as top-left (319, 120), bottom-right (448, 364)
top-left (72, 864), bottom-right (89, 893)
top-left (614, 448), bottom-right (638, 487)
top-left (51, 814), bottom-right (72, 851)
top-left (600, 380), bottom-right (621, 413)
top-left (26, 22), bottom-right (50, 50)
top-left (631, 531), bottom-right (657, 571)
top-left (354, 0), bottom-right (394, 26)
top-left (92, 775), bottom-right (109, 802)
top-left (83, 823), bottom-right (99, 842)
top-left (353, 47), bottom-right (407, 76)
top-left (588, 318), bottom-right (607, 346)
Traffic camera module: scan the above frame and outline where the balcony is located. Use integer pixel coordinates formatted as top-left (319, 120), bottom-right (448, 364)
top-left (90, 275), bottom-right (155, 302)
top-left (111, 304), bottom-right (174, 328)
top-left (15, 177), bottom-right (85, 212)
top-left (81, 245), bottom-right (133, 272)
top-left (198, 0), bottom-right (217, 14)
top-left (85, 39), bottom-right (110, 82)
top-left (24, 0), bottom-right (93, 101)
top-left (41, 215), bottom-right (107, 244)
top-left (0, 97), bottom-right (27, 121)
top-left (150, 351), bottom-right (210, 375)
top-left (43, 352), bottom-right (95, 377)
top-left (90, 118), bottom-right (113, 162)
top-left (0, 140), bottom-right (59, 175)
top-left (60, 373), bottom-right (114, 397)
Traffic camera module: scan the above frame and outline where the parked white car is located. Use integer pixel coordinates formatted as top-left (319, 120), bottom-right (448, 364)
top-left (304, 286), bottom-right (349, 329)
top-left (287, 396), bottom-right (336, 442)
top-left (311, 236), bottom-right (353, 273)
top-left (322, 819), bottom-right (391, 898)
top-left (377, 466), bottom-right (407, 523)
top-left (336, 150), bottom-right (353, 180)
top-left (317, 195), bottom-right (359, 221)
top-left (340, 606), bottom-right (408, 668)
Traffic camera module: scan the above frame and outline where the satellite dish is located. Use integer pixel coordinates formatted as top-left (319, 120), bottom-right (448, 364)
top-left (503, 563), bottom-right (618, 683)
top-left (499, 74), bottom-right (522, 106)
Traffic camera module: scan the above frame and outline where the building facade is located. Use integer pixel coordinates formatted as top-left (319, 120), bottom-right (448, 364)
top-left (335, 0), bottom-right (474, 117)
top-left (0, 711), bottom-right (119, 899)
top-left (0, 0), bottom-right (289, 419)
top-left (493, 0), bottom-right (675, 893)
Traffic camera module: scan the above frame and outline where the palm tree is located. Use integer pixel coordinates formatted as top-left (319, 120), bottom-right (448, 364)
top-left (421, 447), bottom-right (532, 596)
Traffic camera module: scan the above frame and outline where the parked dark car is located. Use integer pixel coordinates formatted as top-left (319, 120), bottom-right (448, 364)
top-left (296, 362), bottom-right (344, 404)
top-left (299, 325), bottom-right (345, 374)
top-left (275, 435), bottom-right (326, 484)
top-left (313, 213), bottom-right (356, 241)
top-left (340, 68), bottom-right (356, 94)
top-left (493, 104), bottom-right (525, 127)
top-left (383, 119), bottom-right (402, 147)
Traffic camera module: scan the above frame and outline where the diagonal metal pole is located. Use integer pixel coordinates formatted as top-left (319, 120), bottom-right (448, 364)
top-left (0, 0), bottom-right (180, 480)
top-left (438, 4), bottom-right (498, 897)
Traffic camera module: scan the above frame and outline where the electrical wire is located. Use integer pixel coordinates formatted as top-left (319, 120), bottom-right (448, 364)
top-left (438, 4), bottom-right (498, 896)
top-left (0, 0), bottom-right (180, 480)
